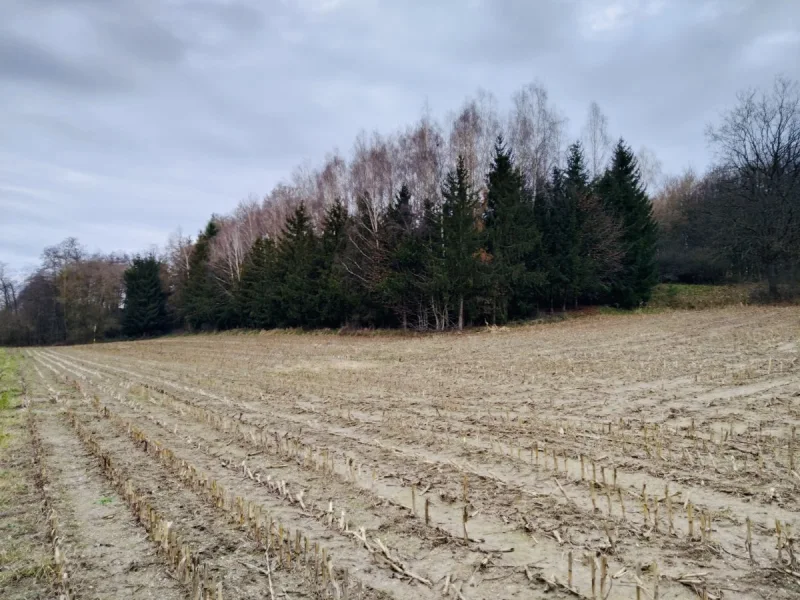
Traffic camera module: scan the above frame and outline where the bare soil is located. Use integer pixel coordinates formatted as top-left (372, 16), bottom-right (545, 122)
top-left (12, 306), bottom-right (800, 598)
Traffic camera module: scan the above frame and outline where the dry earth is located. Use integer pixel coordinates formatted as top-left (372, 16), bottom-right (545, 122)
top-left (5, 305), bottom-right (800, 599)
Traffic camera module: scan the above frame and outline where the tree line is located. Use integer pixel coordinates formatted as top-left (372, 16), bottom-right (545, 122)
top-left (169, 139), bottom-right (653, 334)
top-left (1, 77), bottom-right (798, 344)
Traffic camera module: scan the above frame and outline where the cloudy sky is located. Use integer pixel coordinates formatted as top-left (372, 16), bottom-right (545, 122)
top-left (1, 0), bottom-right (798, 273)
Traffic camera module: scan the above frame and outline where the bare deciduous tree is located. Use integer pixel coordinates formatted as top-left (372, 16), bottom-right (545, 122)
top-left (706, 76), bottom-right (800, 296)
top-left (636, 145), bottom-right (664, 193)
top-left (508, 82), bottom-right (566, 196)
top-left (0, 263), bottom-right (18, 313)
top-left (395, 115), bottom-right (447, 210)
top-left (582, 101), bottom-right (611, 179)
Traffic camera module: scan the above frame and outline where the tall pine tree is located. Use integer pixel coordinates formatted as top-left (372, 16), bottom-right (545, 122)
top-left (318, 198), bottom-right (352, 327)
top-left (237, 236), bottom-right (278, 329)
top-left (483, 138), bottom-right (544, 322)
top-left (561, 143), bottom-right (589, 307)
top-left (442, 156), bottom-right (481, 330)
top-left (597, 140), bottom-right (658, 307)
top-left (273, 203), bottom-right (321, 327)
top-left (381, 184), bottom-right (424, 329)
top-left (183, 220), bottom-right (224, 329)
top-left (122, 255), bottom-right (168, 337)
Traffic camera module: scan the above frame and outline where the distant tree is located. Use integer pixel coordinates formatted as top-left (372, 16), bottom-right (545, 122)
top-left (483, 138), bottom-right (543, 322)
top-left (237, 236), bottom-right (278, 329)
top-left (273, 203), bottom-right (321, 327)
top-left (582, 101), bottom-right (611, 180)
top-left (318, 198), bottom-right (352, 327)
top-left (653, 170), bottom-right (729, 283)
top-left (122, 255), bottom-right (168, 337)
top-left (343, 192), bottom-right (388, 311)
top-left (381, 184), bottom-right (423, 328)
top-left (597, 140), bottom-right (659, 307)
top-left (0, 263), bottom-right (18, 315)
top-left (706, 76), bottom-right (800, 297)
top-left (164, 229), bottom-right (193, 325)
top-left (442, 156), bottom-right (481, 330)
top-left (183, 220), bottom-right (225, 329)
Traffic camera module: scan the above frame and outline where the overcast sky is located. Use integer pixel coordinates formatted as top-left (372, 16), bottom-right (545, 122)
top-left (1, 0), bottom-right (798, 274)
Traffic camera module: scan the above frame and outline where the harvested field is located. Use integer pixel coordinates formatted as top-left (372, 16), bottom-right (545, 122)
top-left (9, 306), bottom-right (800, 598)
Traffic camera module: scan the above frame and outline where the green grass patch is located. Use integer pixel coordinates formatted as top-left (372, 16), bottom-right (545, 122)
top-left (0, 349), bottom-right (22, 403)
top-left (648, 283), bottom-right (754, 310)
top-left (0, 349), bottom-right (23, 446)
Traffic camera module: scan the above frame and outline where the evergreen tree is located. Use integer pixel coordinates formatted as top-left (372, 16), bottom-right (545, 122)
top-left (381, 184), bottom-right (423, 328)
top-left (122, 255), bottom-right (168, 337)
top-left (483, 138), bottom-right (544, 322)
top-left (273, 203), bottom-right (321, 327)
top-left (237, 236), bottom-right (278, 329)
top-left (442, 156), bottom-right (481, 330)
top-left (561, 143), bottom-right (590, 307)
top-left (597, 140), bottom-right (659, 307)
top-left (417, 197), bottom-right (449, 330)
top-left (318, 198), bottom-right (352, 327)
top-left (536, 166), bottom-right (573, 311)
top-left (183, 220), bottom-right (223, 329)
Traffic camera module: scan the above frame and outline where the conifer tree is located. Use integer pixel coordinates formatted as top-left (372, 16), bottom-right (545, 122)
top-left (597, 140), bottom-right (658, 307)
top-left (536, 166), bottom-right (570, 310)
top-left (122, 255), bottom-right (168, 336)
top-left (381, 184), bottom-right (423, 328)
top-left (483, 138), bottom-right (544, 322)
top-left (237, 236), bottom-right (278, 329)
top-left (183, 220), bottom-right (223, 329)
top-left (442, 156), bottom-right (481, 330)
top-left (273, 203), bottom-right (321, 327)
top-left (561, 143), bottom-right (589, 306)
top-left (318, 198), bottom-right (351, 327)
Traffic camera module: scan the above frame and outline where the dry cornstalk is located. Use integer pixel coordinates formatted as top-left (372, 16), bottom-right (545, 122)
top-left (600, 555), bottom-right (608, 596)
top-left (567, 550), bottom-right (573, 588)
top-left (653, 562), bottom-right (659, 600)
top-left (603, 521), bottom-right (615, 553)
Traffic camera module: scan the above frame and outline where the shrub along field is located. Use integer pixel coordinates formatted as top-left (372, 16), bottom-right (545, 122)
top-left (5, 306), bottom-right (800, 599)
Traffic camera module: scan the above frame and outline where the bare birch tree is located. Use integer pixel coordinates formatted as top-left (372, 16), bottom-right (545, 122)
top-left (582, 101), bottom-right (611, 179)
top-left (706, 76), bottom-right (800, 296)
top-left (508, 82), bottom-right (566, 197)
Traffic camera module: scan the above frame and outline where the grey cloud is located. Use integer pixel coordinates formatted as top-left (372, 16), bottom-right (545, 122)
top-left (97, 14), bottom-right (187, 65)
top-left (184, 1), bottom-right (266, 34)
top-left (0, 32), bottom-right (126, 91)
top-left (1, 0), bottom-right (799, 270)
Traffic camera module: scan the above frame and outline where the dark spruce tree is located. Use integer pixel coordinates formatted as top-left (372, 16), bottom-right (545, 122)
top-left (182, 220), bottom-right (223, 329)
top-left (482, 138), bottom-right (544, 322)
top-left (442, 156), bottom-right (481, 330)
top-left (561, 143), bottom-right (590, 307)
top-left (237, 236), bottom-right (278, 329)
top-left (122, 255), bottom-right (168, 337)
top-left (381, 184), bottom-right (424, 329)
top-left (273, 202), bottom-right (321, 327)
top-left (318, 198), bottom-right (352, 327)
top-left (597, 140), bottom-right (659, 307)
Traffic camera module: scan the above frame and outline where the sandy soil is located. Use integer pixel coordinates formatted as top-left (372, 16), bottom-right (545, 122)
top-left (13, 305), bottom-right (800, 598)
